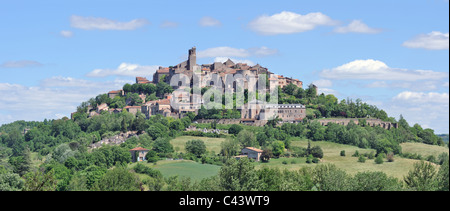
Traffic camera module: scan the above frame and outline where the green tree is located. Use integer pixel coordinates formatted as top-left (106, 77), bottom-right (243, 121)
top-left (310, 145), bottom-right (324, 159)
top-left (220, 137), bottom-right (241, 158)
top-left (185, 140), bottom-right (207, 157)
top-left (404, 161), bottom-right (438, 191)
top-left (436, 160), bottom-right (449, 191)
top-left (271, 141), bottom-right (285, 157)
top-left (236, 130), bottom-right (256, 148)
top-left (228, 124), bottom-right (243, 136)
top-left (92, 166), bottom-right (142, 191)
top-left (0, 171), bottom-right (24, 191)
top-left (23, 169), bottom-right (58, 191)
top-left (351, 171), bottom-right (402, 191)
top-left (152, 137), bottom-right (174, 155)
top-left (218, 158), bottom-right (261, 191)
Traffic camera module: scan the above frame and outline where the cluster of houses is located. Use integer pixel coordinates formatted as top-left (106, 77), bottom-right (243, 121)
top-left (77, 47), bottom-right (309, 124)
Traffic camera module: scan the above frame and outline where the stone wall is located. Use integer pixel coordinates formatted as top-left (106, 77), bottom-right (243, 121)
top-left (316, 118), bottom-right (398, 129)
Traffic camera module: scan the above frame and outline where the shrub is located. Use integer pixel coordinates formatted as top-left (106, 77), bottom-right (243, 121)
top-left (306, 155), bottom-right (313, 164)
top-left (352, 150), bottom-right (359, 157)
top-left (426, 155), bottom-right (436, 164)
top-left (375, 155), bottom-right (384, 164)
top-left (387, 152), bottom-right (395, 162)
top-left (310, 146), bottom-right (323, 159)
top-left (358, 155), bottom-right (366, 163)
top-left (368, 151), bottom-right (375, 159)
top-left (312, 157), bottom-right (320, 163)
top-left (340, 150), bottom-right (345, 157)
top-left (282, 161), bottom-right (288, 165)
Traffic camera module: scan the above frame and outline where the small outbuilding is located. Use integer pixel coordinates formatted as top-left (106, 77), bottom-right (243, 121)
top-left (129, 147), bottom-right (150, 162)
top-left (240, 147), bottom-right (263, 162)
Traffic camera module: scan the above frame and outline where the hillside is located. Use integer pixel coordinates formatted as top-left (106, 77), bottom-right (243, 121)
top-left (0, 75), bottom-right (448, 191)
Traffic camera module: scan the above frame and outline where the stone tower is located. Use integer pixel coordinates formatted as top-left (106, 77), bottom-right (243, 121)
top-left (187, 47), bottom-right (196, 71)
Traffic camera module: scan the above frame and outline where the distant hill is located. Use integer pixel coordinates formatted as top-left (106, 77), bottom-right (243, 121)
top-left (437, 134), bottom-right (449, 143)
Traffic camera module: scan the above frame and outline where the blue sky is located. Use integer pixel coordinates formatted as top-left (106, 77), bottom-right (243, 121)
top-left (0, 0), bottom-right (448, 133)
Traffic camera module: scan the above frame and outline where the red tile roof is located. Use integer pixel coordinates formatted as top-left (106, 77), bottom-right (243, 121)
top-left (129, 147), bottom-right (149, 151)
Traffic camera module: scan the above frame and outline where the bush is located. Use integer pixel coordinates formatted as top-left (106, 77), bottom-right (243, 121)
top-left (312, 157), bottom-right (320, 163)
top-left (340, 150), bottom-right (345, 157)
top-left (282, 161), bottom-right (288, 165)
top-left (367, 151), bottom-right (375, 159)
top-left (387, 152), bottom-right (395, 162)
top-left (306, 155), bottom-right (313, 164)
top-left (358, 155), bottom-right (366, 163)
top-left (375, 155), bottom-right (384, 164)
top-left (310, 146), bottom-right (323, 159)
top-left (352, 150), bottom-right (359, 157)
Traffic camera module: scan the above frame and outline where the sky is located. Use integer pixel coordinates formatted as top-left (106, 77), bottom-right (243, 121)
top-left (0, 0), bottom-right (448, 133)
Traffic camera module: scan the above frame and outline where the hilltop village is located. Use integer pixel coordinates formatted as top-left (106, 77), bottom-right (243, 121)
top-left (81, 47), bottom-right (309, 125)
top-left (74, 47), bottom-right (397, 129)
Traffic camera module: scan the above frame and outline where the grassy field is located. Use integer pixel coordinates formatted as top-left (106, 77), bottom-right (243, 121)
top-left (170, 136), bottom-right (227, 154)
top-left (130, 160), bottom-right (221, 181)
top-left (256, 138), bottom-right (433, 179)
top-left (400, 142), bottom-right (449, 158)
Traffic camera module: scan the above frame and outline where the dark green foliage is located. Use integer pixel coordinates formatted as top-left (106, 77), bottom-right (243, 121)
top-left (185, 139), bottom-right (207, 157)
top-left (352, 171), bottom-right (402, 191)
top-left (404, 161), bottom-right (438, 191)
top-left (340, 150), bottom-right (346, 156)
top-left (152, 137), bottom-right (174, 156)
top-left (133, 163), bottom-right (162, 178)
top-left (358, 155), bottom-right (366, 163)
top-left (92, 166), bottom-right (142, 191)
top-left (375, 154), bottom-right (384, 164)
top-left (228, 124), bottom-right (243, 136)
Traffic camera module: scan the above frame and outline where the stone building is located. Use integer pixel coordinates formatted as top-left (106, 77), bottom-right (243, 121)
top-left (150, 47), bottom-right (304, 92)
top-left (108, 90), bottom-right (124, 99)
top-left (129, 147), bottom-right (150, 162)
top-left (237, 147), bottom-right (264, 162)
top-left (241, 101), bottom-right (306, 122)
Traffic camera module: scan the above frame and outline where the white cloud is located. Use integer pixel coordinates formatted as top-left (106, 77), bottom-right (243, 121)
top-left (402, 31), bottom-right (449, 50)
top-left (0, 60), bottom-right (43, 68)
top-left (366, 80), bottom-right (442, 91)
top-left (160, 21), bottom-right (179, 28)
top-left (0, 77), bottom-right (127, 125)
top-left (248, 11), bottom-right (337, 35)
top-left (317, 87), bottom-right (339, 96)
top-left (312, 79), bottom-right (333, 87)
top-left (199, 16), bottom-right (222, 27)
top-left (334, 20), bottom-right (382, 34)
top-left (393, 91), bottom-right (449, 104)
top-left (60, 30), bottom-right (74, 38)
top-left (387, 91), bottom-right (449, 133)
top-left (320, 59), bottom-right (448, 81)
top-left (197, 46), bottom-right (278, 58)
top-left (70, 15), bottom-right (149, 30)
top-left (86, 63), bottom-right (159, 78)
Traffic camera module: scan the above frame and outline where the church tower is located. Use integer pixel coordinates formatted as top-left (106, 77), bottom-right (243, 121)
top-left (187, 47), bottom-right (196, 71)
